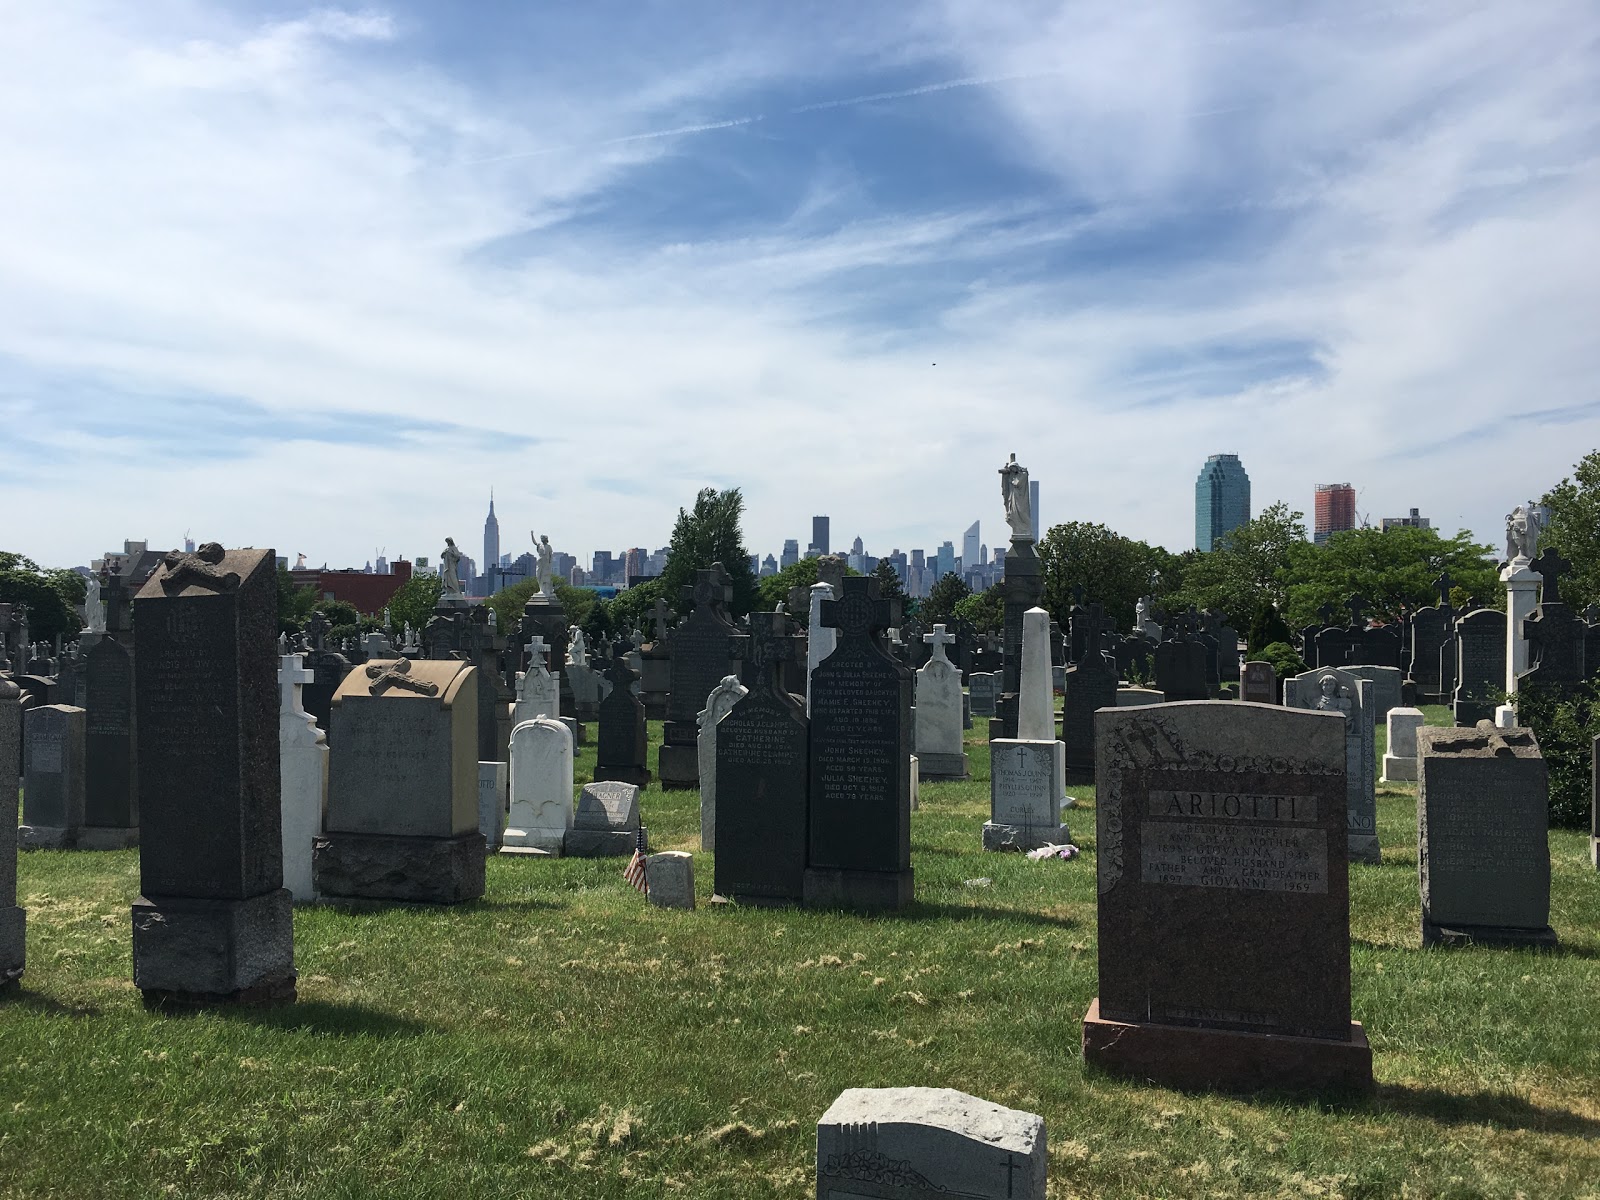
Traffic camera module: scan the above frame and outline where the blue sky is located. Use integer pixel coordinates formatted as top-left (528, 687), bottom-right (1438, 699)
top-left (1, 1), bottom-right (1597, 570)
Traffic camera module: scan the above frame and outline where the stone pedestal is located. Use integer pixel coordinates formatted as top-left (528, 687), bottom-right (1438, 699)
top-left (993, 542), bottom-right (1042, 741)
top-left (1503, 559), bottom-right (1541, 695)
top-left (313, 832), bottom-right (486, 903)
top-left (656, 737), bottom-right (698, 790)
top-left (1381, 707), bottom-right (1425, 783)
top-left (132, 889), bottom-right (296, 1006)
top-left (984, 739), bottom-right (1069, 852)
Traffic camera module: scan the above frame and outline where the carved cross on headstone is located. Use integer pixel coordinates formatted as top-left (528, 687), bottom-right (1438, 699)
top-left (279, 652), bottom-right (315, 715)
top-left (1435, 571), bottom-right (1455, 610)
top-left (1346, 593), bottom-right (1369, 628)
top-left (364, 657), bottom-right (440, 697)
top-left (1003, 1152), bottom-right (1022, 1197)
top-left (1071, 583), bottom-right (1085, 607)
top-left (1318, 603), bottom-right (1337, 627)
top-left (159, 542), bottom-right (240, 593)
top-left (651, 597), bottom-right (672, 643)
top-left (746, 610), bottom-right (796, 682)
top-left (1531, 547), bottom-right (1571, 606)
top-left (525, 635), bottom-right (549, 671)
top-left (102, 572), bottom-right (131, 633)
top-left (820, 576), bottom-right (896, 641)
top-left (1086, 601), bottom-right (1109, 648)
top-left (307, 610), bottom-right (331, 653)
top-left (923, 622), bottom-right (956, 664)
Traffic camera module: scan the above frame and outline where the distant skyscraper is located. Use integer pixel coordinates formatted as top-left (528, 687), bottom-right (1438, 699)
top-left (625, 547), bottom-right (646, 581)
top-left (812, 516), bottom-right (830, 557)
top-left (760, 553), bottom-right (778, 576)
top-left (781, 539), bottom-right (800, 571)
top-left (1313, 483), bottom-right (1357, 546)
top-left (935, 541), bottom-right (955, 582)
top-left (962, 522), bottom-right (980, 578)
top-left (1028, 482), bottom-right (1040, 542)
top-left (1195, 454), bottom-right (1251, 551)
top-left (481, 490), bottom-right (500, 596)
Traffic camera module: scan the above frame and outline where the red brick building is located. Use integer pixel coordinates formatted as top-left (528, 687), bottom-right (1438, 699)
top-left (1314, 484), bottom-right (1356, 547)
top-left (290, 560), bottom-right (414, 615)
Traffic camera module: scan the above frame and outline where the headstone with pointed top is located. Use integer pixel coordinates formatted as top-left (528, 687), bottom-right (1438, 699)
top-left (716, 612), bottom-right (810, 904)
top-left (806, 577), bottom-right (913, 909)
top-left (503, 717), bottom-right (573, 854)
top-left (1061, 619), bottom-right (1118, 785)
top-left (131, 545), bottom-right (295, 1006)
top-left (1283, 667), bottom-right (1378, 864)
top-left (595, 639), bottom-right (651, 788)
top-left (660, 565), bottom-right (740, 789)
top-left (81, 634), bottom-right (139, 849)
top-left (278, 651), bottom-right (327, 902)
top-left (1452, 609), bottom-right (1507, 726)
top-left (696, 673), bottom-right (748, 853)
top-left (914, 624), bottom-right (968, 780)
top-left (315, 657), bottom-right (485, 904)
top-left (986, 607), bottom-right (1069, 852)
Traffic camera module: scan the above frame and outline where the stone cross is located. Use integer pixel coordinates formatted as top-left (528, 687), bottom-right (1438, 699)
top-left (651, 597), bottom-right (672, 643)
top-left (1346, 594), bottom-right (1369, 627)
top-left (1318, 603), bottom-right (1337, 627)
top-left (821, 577), bottom-right (896, 641)
top-left (923, 623), bottom-right (956, 665)
top-left (279, 652), bottom-right (315, 715)
top-left (526, 635), bottom-right (549, 670)
top-left (365, 657), bottom-right (439, 697)
top-left (747, 611), bottom-right (796, 679)
top-left (308, 610), bottom-right (330, 653)
top-left (1435, 571), bottom-right (1455, 609)
top-left (1531, 547), bottom-right (1571, 606)
top-left (158, 543), bottom-right (241, 593)
top-left (102, 574), bottom-right (131, 634)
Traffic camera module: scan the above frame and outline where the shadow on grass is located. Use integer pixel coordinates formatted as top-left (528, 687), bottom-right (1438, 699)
top-left (214, 999), bottom-right (427, 1038)
top-left (883, 901), bottom-right (1078, 929)
top-left (1370, 1083), bottom-right (1600, 1136)
top-left (0, 987), bottom-right (100, 1018)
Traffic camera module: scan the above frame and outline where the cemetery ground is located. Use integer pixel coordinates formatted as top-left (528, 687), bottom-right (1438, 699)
top-left (3, 713), bottom-right (1599, 1199)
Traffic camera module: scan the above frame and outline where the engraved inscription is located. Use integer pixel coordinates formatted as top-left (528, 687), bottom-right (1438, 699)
top-left (1141, 821), bottom-right (1328, 893)
top-left (1426, 782), bottom-right (1545, 872)
top-left (28, 722), bottom-right (64, 774)
top-left (1148, 790), bottom-right (1318, 823)
top-left (85, 650), bottom-right (132, 736)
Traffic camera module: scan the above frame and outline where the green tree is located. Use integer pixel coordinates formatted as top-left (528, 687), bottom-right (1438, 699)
top-left (0, 553), bottom-right (86, 644)
top-left (872, 559), bottom-right (905, 602)
top-left (486, 579), bottom-right (597, 634)
top-left (1281, 526), bottom-right (1498, 629)
top-left (1036, 521), bottom-right (1175, 632)
top-left (1246, 604), bottom-right (1295, 656)
top-left (920, 573), bottom-right (971, 627)
top-left (658, 488), bottom-right (758, 618)
top-left (387, 572), bottom-right (442, 637)
top-left (1541, 449), bottom-right (1600, 610)
top-left (754, 558), bottom-right (861, 612)
top-left (608, 578), bottom-right (665, 637)
top-left (1171, 502), bottom-right (1309, 625)
top-left (276, 564), bottom-right (317, 635)
top-left (953, 586), bottom-right (1003, 636)
top-left (1254, 641), bottom-right (1308, 687)
top-left (1511, 680), bottom-right (1599, 828)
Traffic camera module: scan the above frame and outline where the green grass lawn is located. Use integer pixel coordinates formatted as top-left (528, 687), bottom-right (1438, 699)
top-left (2, 709), bottom-right (1598, 1199)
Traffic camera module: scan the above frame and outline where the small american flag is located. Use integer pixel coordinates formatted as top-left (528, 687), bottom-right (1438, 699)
top-left (623, 826), bottom-right (649, 895)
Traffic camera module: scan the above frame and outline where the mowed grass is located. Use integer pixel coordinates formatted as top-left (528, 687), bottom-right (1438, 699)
top-left (2, 708), bottom-right (1599, 1199)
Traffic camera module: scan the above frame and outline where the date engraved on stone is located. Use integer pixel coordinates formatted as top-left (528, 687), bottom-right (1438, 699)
top-left (1141, 822), bottom-right (1328, 894)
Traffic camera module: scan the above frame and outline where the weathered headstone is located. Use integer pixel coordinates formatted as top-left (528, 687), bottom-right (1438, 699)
top-left (594, 642), bottom-right (651, 787)
top-left (564, 780), bottom-right (640, 857)
top-left (316, 657), bottom-right (485, 904)
top-left (1154, 634), bottom-right (1208, 702)
top-left (477, 760), bottom-right (507, 851)
top-left (1344, 664), bottom-right (1402, 728)
top-left (82, 636), bottom-right (138, 848)
top-left (806, 576), bottom-right (913, 910)
top-left (716, 612), bottom-right (810, 905)
top-left (660, 565), bottom-right (739, 789)
top-left (19, 704), bottom-right (86, 848)
top-left (512, 635), bottom-right (559, 726)
top-left (1381, 707), bottom-right (1426, 784)
top-left (1083, 701), bottom-right (1372, 1093)
top-left (968, 671), bottom-right (998, 718)
top-left (1284, 668), bottom-right (1378, 864)
top-left (646, 851), bottom-right (695, 909)
top-left (696, 674), bottom-right (747, 853)
top-left (503, 717), bottom-right (573, 854)
top-left (131, 545), bottom-right (295, 1007)
top-left (1418, 723), bottom-right (1555, 947)
top-left (1061, 649), bottom-right (1118, 785)
top-left (1117, 687), bottom-right (1164, 705)
top-left (1240, 661), bottom-right (1276, 705)
top-left (985, 608), bottom-right (1068, 851)
top-left (913, 624), bottom-right (968, 781)
top-left (816, 1087), bottom-right (1047, 1200)
top-left (806, 580), bottom-right (836, 716)
top-left (0, 679), bottom-right (23, 988)
top-left (278, 652), bottom-right (327, 902)
top-left (1453, 609), bottom-right (1507, 726)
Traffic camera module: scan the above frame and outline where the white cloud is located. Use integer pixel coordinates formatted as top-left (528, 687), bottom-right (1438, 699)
top-left (0, 0), bottom-right (1595, 576)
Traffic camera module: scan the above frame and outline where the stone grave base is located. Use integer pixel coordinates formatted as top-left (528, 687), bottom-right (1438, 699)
top-left (1, 905), bottom-right (25, 985)
top-left (501, 828), bottom-right (564, 854)
top-left (917, 751), bottom-right (968, 781)
top-left (1347, 835), bottom-right (1382, 865)
top-left (313, 831), bottom-right (487, 904)
top-left (498, 845), bottom-right (554, 857)
top-left (593, 765), bottom-right (652, 788)
top-left (1065, 762), bottom-right (1096, 786)
top-left (656, 742), bottom-right (698, 791)
top-left (1380, 754), bottom-right (1416, 783)
top-left (76, 826), bottom-right (140, 851)
top-left (1081, 999), bottom-right (1374, 1094)
top-left (1422, 920), bottom-right (1559, 949)
top-left (563, 828), bottom-right (637, 857)
top-left (983, 821), bottom-right (1072, 853)
top-left (18, 825), bottom-right (76, 850)
top-left (131, 889), bottom-right (296, 1008)
top-left (803, 866), bottom-right (913, 912)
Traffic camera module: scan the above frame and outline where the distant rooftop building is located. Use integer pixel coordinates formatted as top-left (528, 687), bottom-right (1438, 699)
top-left (1195, 454), bottom-right (1251, 551)
top-left (780, 539), bottom-right (800, 571)
top-left (1381, 508), bottom-right (1431, 532)
top-left (812, 515), bottom-right (830, 557)
top-left (1314, 483), bottom-right (1357, 547)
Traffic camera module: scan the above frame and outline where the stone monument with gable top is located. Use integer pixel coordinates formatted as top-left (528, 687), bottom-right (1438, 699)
top-left (278, 650), bottom-right (327, 903)
top-left (1, 679), bottom-right (23, 989)
top-left (82, 634), bottom-right (139, 848)
top-left (1452, 608), bottom-right (1507, 726)
top-left (512, 635), bottom-right (560, 726)
top-left (130, 544), bottom-right (295, 1007)
top-left (1406, 574), bottom-right (1454, 702)
top-left (1344, 663), bottom-right (1402, 727)
top-left (1082, 701), bottom-right (1373, 1093)
top-left (19, 704), bottom-right (87, 849)
top-left (696, 673), bottom-right (747, 854)
top-left (715, 612), bottom-right (810, 905)
top-left (1418, 722), bottom-right (1555, 947)
top-left (816, 1087), bottom-right (1047, 1200)
top-left (1283, 667), bottom-right (1379, 864)
top-left (985, 607), bottom-right (1069, 852)
top-left (503, 716), bottom-right (573, 854)
top-left (594, 638), bottom-right (651, 788)
top-left (913, 624), bottom-right (968, 781)
top-left (315, 656), bottom-right (485, 904)
top-left (659, 564), bottom-right (740, 789)
top-left (806, 576), bottom-right (913, 910)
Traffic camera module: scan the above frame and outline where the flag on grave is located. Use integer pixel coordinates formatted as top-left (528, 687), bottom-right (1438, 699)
top-left (623, 825), bottom-right (649, 895)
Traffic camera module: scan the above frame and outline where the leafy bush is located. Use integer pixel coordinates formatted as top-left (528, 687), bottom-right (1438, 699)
top-left (1511, 681), bottom-right (1598, 829)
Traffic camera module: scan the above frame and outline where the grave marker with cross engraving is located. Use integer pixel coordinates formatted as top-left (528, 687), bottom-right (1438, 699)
top-left (916, 623), bottom-right (968, 781)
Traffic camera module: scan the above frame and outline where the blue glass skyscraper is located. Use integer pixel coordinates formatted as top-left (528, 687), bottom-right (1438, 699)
top-left (1195, 454), bottom-right (1251, 550)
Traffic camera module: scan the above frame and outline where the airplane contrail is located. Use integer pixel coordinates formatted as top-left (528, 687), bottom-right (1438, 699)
top-left (469, 69), bottom-right (1065, 165)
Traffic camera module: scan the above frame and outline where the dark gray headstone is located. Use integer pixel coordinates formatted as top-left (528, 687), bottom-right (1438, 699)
top-left (715, 612), bottom-right (809, 905)
top-left (1452, 609), bottom-right (1506, 726)
top-left (1, 679), bottom-right (23, 987)
top-left (1061, 656), bottom-right (1117, 784)
top-left (84, 637), bottom-right (138, 840)
top-left (1153, 637), bottom-right (1207, 702)
top-left (595, 647), bottom-right (651, 788)
top-left (22, 704), bottom-right (86, 843)
top-left (660, 566), bottom-right (739, 789)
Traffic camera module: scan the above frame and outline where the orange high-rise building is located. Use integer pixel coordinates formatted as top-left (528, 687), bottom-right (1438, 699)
top-left (1314, 484), bottom-right (1356, 546)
